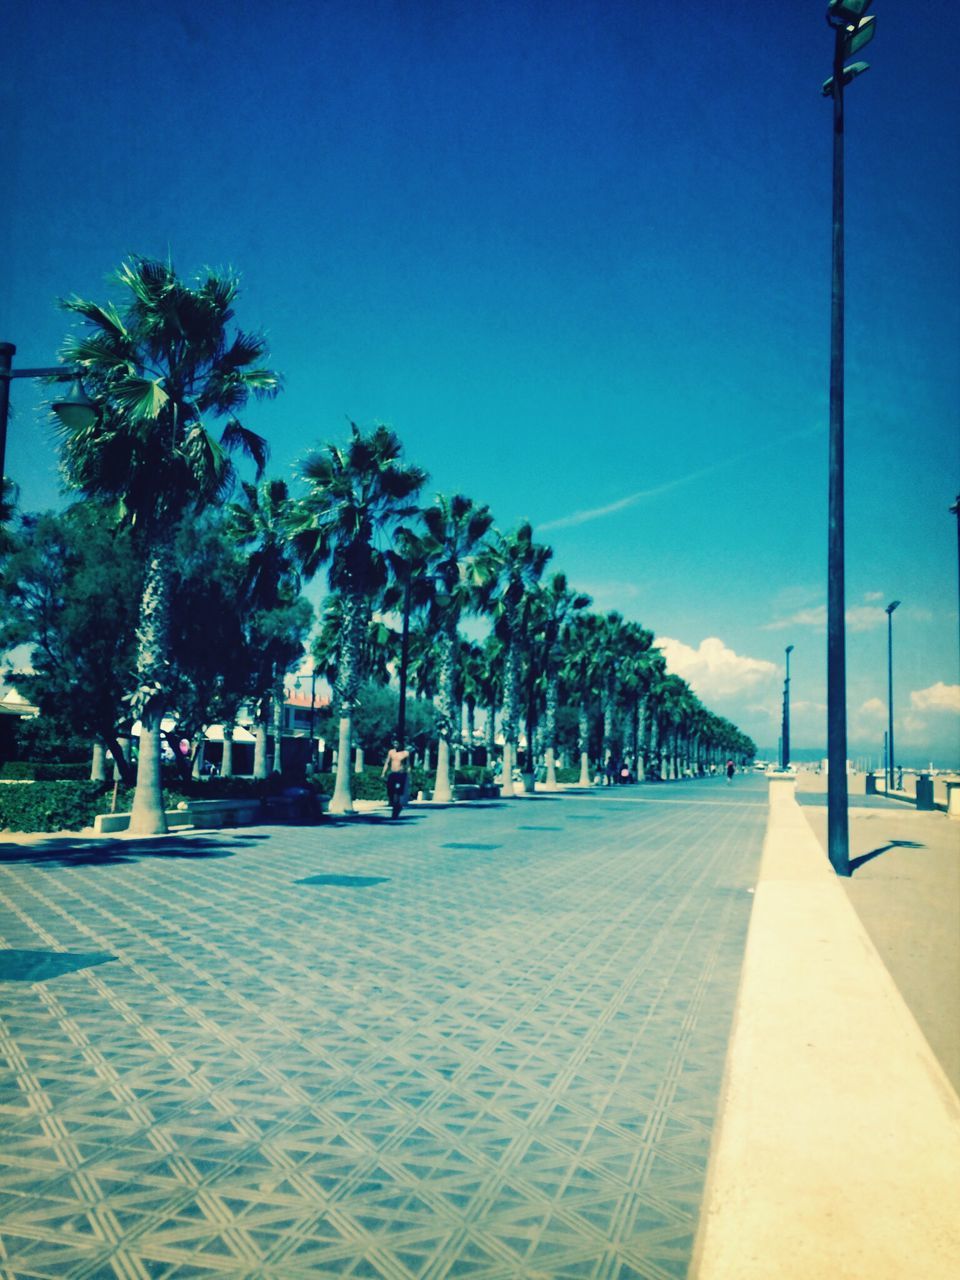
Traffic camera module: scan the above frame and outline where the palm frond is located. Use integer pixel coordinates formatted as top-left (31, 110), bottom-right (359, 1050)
top-left (219, 418), bottom-right (269, 477)
top-left (111, 377), bottom-right (169, 422)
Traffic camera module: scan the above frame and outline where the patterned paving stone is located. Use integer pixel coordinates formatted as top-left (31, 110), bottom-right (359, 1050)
top-left (0, 779), bottom-right (767, 1278)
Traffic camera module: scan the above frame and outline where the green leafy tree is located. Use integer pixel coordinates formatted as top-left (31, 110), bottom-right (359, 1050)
top-left (0, 504), bottom-right (142, 781)
top-left (57, 257), bottom-right (279, 831)
top-left (289, 424), bottom-right (426, 813)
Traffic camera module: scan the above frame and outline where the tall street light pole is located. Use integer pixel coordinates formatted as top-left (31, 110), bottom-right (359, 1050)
top-left (822, 0), bottom-right (875, 877)
top-left (950, 495), bottom-right (960, 666)
top-left (782, 644), bottom-right (794, 770)
top-left (886, 599), bottom-right (900, 791)
top-left (0, 342), bottom-right (98, 486)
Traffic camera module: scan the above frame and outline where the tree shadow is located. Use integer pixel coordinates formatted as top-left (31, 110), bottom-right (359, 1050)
top-left (0, 835), bottom-right (239, 869)
top-left (850, 839), bottom-right (925, 873)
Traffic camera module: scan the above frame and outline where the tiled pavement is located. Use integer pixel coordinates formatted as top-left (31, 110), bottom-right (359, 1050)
top-left (0, 778), bottom-right (768, 1280)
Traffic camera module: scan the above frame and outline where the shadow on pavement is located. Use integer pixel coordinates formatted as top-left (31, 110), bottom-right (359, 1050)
top-left (850, 839), bottom-right (925, 873)
top-left (0, 835), bottom-right (239, 869)
top-left (323, 811), bottom-right (429, 827)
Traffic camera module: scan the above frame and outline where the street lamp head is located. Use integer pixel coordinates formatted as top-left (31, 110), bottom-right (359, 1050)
top-left (828, 0), bottom-right (873, 23)
top-left (886, 600), bottom-right (900, 615)
top-left (785, 644), bottom-right (795, 656)
top-left (51, 375), bottom-right (97, 430)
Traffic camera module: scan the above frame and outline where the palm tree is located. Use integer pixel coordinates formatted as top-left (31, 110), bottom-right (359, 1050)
top-left (420, 494), bottom-right (493, 802)
top-left (615, 621), bottom-right (657, 780)
top-left (560, 611), bottom-right (603, 786)
top-left (593, 611), bottom-right (627, 778)
top-left (477, 523), bottom-right (552, 797)
top-left (289, 423), bottom-right (426, 813)
top-left (227, 478), bottom-right (308, 777)
top-left (459, 638), bottom-right (487, 763)
top-left (534, 572), bottom-right (591, 789)
top-left (57, 258), bottom-right (279, 833)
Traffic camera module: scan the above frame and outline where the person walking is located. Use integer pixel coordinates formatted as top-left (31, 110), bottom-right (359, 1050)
top-left (382, 739), bottom-right (410, 818)
top-left (725, 759), bottom-right (735, 784)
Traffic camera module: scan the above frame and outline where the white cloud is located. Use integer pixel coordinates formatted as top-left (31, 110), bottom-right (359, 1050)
top-left (851, 696), bottom-right (887, 740)
top-left (657, 636), bottom-right (777, 700)
top-left (763, 605), bottom-right (826, 631)
top-left (763, 603), bottom-right (887, 633)
top-left (911, 682), bottom-right (960, 713)
top-left (864, 591), bottom-right (884, 602)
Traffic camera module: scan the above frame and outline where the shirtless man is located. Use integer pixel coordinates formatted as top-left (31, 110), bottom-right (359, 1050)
top-left (382, 738), bottom-right (410, 818)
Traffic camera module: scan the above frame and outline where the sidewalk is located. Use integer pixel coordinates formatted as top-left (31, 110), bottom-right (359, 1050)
top-left (692, 775), bottom-right (960, 1280)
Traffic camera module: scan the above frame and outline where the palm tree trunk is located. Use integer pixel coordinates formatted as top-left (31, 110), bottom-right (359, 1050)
top-left (465, 697), bottom-right (476, 763)
top-left (329, 591), bottom-right (365, 814)
top-left (602, 678), bottom-right (616, 772)
top-left (578, 702), bottom-right (591, 786)
top-left (253, 705), bottom-right (269, 779)
top-left (543, 673), bottom-right (559, 789)
top-left (129, 540), bottom-right (172, 836)
top-left (192, 737), bottom-right (206, 779)
top-left (271, 692), bottom-right (283, 774)
top-left (432, 622), bottom-right (457, 803)
top-left (221, 725), bottom-right (234, 777)
top-left (499, 633), bottom-right (519, 798)
top-left (90, 741), bottom-right (107, 781)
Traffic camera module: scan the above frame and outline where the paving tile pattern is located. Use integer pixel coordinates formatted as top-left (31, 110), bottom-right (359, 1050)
top-left (0, 781), bottom-right (767, 1279)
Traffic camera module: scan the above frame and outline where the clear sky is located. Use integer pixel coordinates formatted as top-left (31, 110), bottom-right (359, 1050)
top-left (4, 1), bottom-right (958, 764)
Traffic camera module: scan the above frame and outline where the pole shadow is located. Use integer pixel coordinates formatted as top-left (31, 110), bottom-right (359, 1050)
top-left (849, 839), bottom-right (925, 873)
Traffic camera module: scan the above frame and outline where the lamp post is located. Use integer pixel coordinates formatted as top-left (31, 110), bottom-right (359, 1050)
top-left (781, 644), bottom-right (794, 770)
top-left (886, 599), bottom-right (900, 792)
top-left (950, 495), bottom-right (960, 665)
top-left (0, 342), bottom-right (97, 485)
top-left (822, 0), bottom-right (876, 877)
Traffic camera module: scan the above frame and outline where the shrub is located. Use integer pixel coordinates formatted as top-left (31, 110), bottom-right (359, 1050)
top-left (308, 766), bottom-right (433, 802)
top-left (1, 761), bottom-right (92, 781)
top-left (555, 766), bottom-right (581, 784)
top-left (453, 765), bottom-right (495, 785)
top-left (0, 781), bottom-right (112, 833)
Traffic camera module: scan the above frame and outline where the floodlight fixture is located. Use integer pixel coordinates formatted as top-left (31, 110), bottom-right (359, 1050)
top-left (821, 60), bottom-right (871, 96)
top-left (828, 0), bottom-right (872, 23)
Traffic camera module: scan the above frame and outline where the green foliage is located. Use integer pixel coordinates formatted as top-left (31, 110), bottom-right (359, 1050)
top-left (453, 765), bottom-right (495, 785)
top-left (0, 781), bottom-right (111, 833)
top-left (349, 682), bottom-right (436, 758)
top-left (555, 766), bottom-right (581, 783)
top-left (10, 716), bottom-right (91, 764)
top-left (0, 761), bottom-right (90, 781)
top-left (308, 766), bottom-right (431, 802)
top-left (0, 505), bottom-right (142, 751)
top-left (59, 257), bottom-right (279, 532)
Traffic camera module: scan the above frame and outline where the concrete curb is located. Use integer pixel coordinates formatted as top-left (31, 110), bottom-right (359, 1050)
top-left (691, 782), bottom-right (960, 1279)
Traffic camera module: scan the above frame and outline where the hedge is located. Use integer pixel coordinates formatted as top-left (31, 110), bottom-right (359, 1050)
top-left (0, 781), bottom-right (115, 833)
top-left (0, 761), bottom-right (92, 781)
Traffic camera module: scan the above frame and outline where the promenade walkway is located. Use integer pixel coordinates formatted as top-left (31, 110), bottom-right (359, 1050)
top-left (0, 779), bottom-right (767, 1279)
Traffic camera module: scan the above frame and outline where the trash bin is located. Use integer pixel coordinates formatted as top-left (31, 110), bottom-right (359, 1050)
top-left (865, 773), bottom-right (878, 795)
top-left (915, 774), bottom-right (935, 810)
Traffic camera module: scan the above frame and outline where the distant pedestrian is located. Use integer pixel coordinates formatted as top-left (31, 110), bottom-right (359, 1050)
top-left (726, 759), bottom-right (735, 784)
top-left (604, 754), bottom-right (616, 787)
top-left (381, 738), bottom-right (410, 819)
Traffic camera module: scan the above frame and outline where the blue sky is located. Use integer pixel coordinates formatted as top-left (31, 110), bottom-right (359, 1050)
top-left (4, 1), bottom-right (958, 763)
